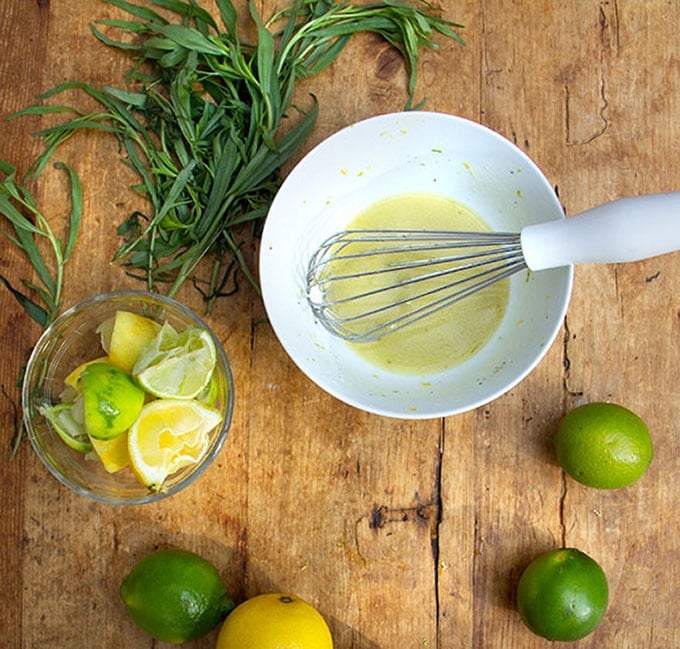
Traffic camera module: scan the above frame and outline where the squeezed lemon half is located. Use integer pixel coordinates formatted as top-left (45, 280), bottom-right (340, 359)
top-left (127, 399), bottom-right (223, 490)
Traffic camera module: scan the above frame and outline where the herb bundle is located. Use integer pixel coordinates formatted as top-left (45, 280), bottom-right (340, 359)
top-left (5, 0), bottom-right (463, 308)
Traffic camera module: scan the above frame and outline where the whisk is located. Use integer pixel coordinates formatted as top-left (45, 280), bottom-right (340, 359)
top-left (306, 193), bottom-right (680, 342)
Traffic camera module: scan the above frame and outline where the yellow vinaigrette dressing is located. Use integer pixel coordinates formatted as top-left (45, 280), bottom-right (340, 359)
top-left (335, 193), bottom-right (509, 375)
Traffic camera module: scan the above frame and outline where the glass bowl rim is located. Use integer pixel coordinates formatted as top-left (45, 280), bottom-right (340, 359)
top-left (21, 290), bottom-right (235, 506)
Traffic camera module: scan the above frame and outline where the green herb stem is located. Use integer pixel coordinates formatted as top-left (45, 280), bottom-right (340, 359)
top-left (0, 161), bottom-right (83, 327)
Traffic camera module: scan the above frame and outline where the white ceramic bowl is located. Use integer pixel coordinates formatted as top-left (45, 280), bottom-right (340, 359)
top-left (260, 112), bottom-right (573, 419)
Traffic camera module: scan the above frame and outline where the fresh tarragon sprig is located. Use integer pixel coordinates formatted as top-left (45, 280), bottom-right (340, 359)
top-left (0, 160), bottom-right (82, 328)
top-left (0, 161), bottom-right (82, 456)
top-left (6, 0), bottom-right (463, 306)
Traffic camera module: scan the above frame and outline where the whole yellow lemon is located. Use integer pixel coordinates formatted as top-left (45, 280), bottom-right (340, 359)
top-left (216, 593), bottom-right (333, 649)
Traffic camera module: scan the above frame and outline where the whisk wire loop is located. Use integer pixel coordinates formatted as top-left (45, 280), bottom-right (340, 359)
top-left (330, 258), bottom-right (524, 341)
top-left (306, 229), bottom-right (527, 342)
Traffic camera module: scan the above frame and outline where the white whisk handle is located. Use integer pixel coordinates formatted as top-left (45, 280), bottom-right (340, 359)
top-left (520, 193), bottom-right (680, 271)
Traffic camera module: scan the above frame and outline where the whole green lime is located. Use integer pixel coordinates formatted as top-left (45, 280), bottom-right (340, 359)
top-left (554, 402), bottom-right (653, 489)
top-left (120, 548), bottom-right (234, 643)
top-left (517, 547), bottom-right (608, 641)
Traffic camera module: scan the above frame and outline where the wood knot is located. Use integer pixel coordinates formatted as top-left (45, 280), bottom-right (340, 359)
top-left (375, 46), bottom-right (404, 82)
top-left (368, 502), bottom-right (440, 530)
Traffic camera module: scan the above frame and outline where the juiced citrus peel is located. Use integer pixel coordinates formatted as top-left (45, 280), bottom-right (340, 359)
top-left (39, 310), bottom-right (223, 491)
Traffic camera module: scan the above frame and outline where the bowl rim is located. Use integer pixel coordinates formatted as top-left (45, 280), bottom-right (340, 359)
top-left (22, 290), bottom-right (235, 505)
top-left (260, 110), bottom-right (574, 419)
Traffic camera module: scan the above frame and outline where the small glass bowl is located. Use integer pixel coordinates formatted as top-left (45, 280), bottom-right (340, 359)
top-left (22, 291), bottom-right (234, 505)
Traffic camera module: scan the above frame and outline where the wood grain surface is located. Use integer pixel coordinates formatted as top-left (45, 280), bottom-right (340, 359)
top-left (1, 1), bottom-right (678, 647)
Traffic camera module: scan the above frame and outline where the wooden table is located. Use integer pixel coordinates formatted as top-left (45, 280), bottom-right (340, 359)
top-left (1, 1), bottom-right (678, 647)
